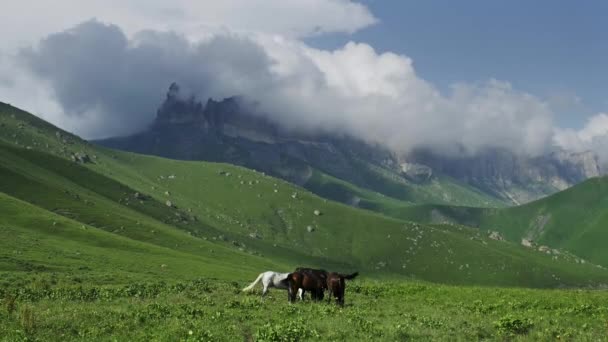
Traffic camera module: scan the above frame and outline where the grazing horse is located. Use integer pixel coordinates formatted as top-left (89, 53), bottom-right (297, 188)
top-left (242, 271), bottom-right (290, 297)
top-left (326, 272), bottom-right (359, 305)
top-left (294, 267), bottom-right (328, 299)
top-left (286, 270), bottom-right (326, 303)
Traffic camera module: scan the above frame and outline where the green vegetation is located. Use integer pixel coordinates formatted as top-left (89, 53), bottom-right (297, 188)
top-left (304, 159), bottom-right (507, 213)
top-left (2, 277), bottom-right (608, 341)
top-left (2, 102), bottom-right (608, 340)
top-left (388, 176), bottom-right (608, 268)
top-left (1, 103), bottom-right (606, 287)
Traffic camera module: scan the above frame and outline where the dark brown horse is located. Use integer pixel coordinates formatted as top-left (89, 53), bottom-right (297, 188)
top-left (294, 267), bottom-right (328, 299)
top-left (326, 272), bottom-right (359, 305)
top-left (285, 270), bottom-right (326, 303)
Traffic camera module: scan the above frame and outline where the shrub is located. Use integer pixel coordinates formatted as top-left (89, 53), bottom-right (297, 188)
top-left (494, 314), bottom-right (533, 336)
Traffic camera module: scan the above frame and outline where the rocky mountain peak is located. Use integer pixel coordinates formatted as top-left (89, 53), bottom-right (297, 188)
top-left (153, 83), bottom-right (281, 143)
top-left (100, 84), bottom-right (606, 207)
top-left (155, 83), bottom-right (204, 125)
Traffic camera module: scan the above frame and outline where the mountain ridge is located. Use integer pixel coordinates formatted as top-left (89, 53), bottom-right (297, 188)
top-left (99, 84), bottom-right (602, 208)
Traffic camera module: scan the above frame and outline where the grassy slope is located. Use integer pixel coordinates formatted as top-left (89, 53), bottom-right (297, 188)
top-left (1, 102), bottom-right (608, 288)
top-left (304, 156), bottom-right (507, 212)
top-left (0, 192), bottom-right (280, 283)
top-left (388, 177), bottom-right (608, 267)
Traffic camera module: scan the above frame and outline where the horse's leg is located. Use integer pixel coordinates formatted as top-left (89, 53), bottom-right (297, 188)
top-left (261, 281), bottom-right (269, 298)
top-left (297, 288), bottom-right (303, 301)
top-left (289, 284), bottom-right (298, 303)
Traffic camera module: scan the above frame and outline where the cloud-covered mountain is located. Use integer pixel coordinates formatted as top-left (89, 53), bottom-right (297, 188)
top-left (98, 83), bottom-right (602, 206)
top-left (13, 20), bottom-right (553, 156)
top-left (4, 17), bottom-right (608, 168)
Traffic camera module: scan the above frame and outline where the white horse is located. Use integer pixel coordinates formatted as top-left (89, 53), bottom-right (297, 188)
top-left (242, 271), bottom-right (303, 299)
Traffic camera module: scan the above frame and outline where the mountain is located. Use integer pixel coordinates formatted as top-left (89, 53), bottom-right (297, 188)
top-left (99, 84), bottom-right (601, 210)
top-left (2, 100), bottom-right (607, 287)
top-left (408, 148), bottom-right (601, 205)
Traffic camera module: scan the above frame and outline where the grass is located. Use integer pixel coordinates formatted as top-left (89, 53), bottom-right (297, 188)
top-left (387, 176), bottom-right (608, 268)
top-left (1, 277), bottom-right (608, 341)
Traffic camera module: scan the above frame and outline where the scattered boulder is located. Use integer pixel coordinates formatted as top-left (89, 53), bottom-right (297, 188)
top-left (521, 239), bottom-right (534, 248)
top-left (538, 245), bottom-right (551, 254)
top-left (313, 210), bottom-right (322, 216)
top-left (488, 231), bottom-right (504, 241)
top-left (249, 232), bottom-right (261, 239)
top-left (165, 200), bottom-right (173, 207)
top-left (71, 152), bottom-right (91, 163)
top-left (306, 225), bottom-right (315, 233)
top-left (168, 174), bottom-right (176, 179)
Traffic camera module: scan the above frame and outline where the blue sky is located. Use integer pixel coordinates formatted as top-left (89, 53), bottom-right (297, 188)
top-left (308, 0), bottom-right (608, 129)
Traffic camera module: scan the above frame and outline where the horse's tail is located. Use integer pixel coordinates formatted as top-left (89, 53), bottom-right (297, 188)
top-left (242, 272), bottom-right (264, 292)
top-left (341, 272), bottom-right (359, 280)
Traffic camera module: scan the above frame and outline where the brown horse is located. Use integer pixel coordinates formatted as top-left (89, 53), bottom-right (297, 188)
top-left (294, 267), bottom-right (328, 299)
top-left (285, 270), bottom-right (326, 303)
top-left (326, 272), bottom-right (359, 305)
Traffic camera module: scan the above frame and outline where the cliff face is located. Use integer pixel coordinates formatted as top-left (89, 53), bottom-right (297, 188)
top-left (98, 84), bottom-right (603, 206)
top-left (407, 148), bottom-right (601, 204)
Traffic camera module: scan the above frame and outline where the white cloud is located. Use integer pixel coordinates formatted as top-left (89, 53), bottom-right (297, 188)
top-left (0, 0), bottom-right (377, 51)
top-left (254, 39), bottom-right (554, 156)
top-left (554, 113), bottom-right (608, 164)
top-left (4, 20), bottom-right (558, 156)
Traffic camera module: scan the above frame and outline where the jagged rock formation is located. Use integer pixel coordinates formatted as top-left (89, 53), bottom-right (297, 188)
top-left (407, 148), bottom-right (601, 204)
top-left (98, 83), bottom-right (603, 206)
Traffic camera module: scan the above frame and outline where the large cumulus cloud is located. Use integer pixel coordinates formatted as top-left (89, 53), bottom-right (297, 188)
top-left (1, 0), bottom-right (377, 51)
top-left (14, 20), bottom-right (557, 156)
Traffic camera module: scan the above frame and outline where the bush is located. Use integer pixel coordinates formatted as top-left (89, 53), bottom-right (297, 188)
top-left (494, 314), bottom-right (533, 336)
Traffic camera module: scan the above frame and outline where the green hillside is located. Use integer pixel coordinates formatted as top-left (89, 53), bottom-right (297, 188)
top-left (389, 177), bottom-right (608, 268)
top-left (1, 101), bottom-right (607, 288)
top-left (303, 167), bottom-right (506, 214)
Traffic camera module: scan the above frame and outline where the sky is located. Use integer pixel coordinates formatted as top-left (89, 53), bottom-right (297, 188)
top-left (0, 1), bottom-right (607, 160)
top-left (308, 0), bottom-right (608, 129)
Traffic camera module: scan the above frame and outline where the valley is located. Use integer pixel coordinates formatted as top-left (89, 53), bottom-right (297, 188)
top-left (2, 102), bottom-right (608, 340)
